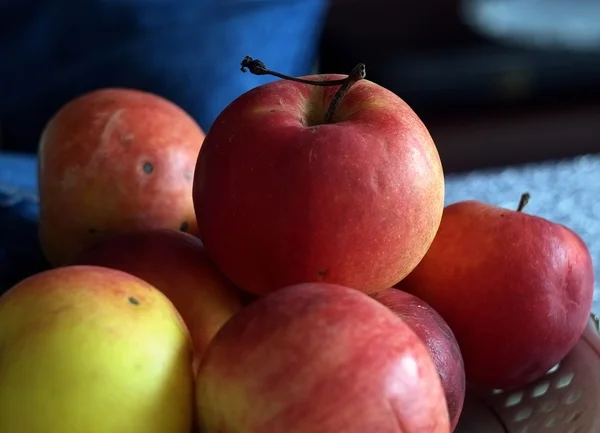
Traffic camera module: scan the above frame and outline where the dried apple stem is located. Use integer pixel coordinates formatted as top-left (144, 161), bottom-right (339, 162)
top-left (240, 56), bottom-right (366, 124)
top-left (516, 192), bottom-right (531, 212)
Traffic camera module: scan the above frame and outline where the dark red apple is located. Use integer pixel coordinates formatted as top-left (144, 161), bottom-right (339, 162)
top-left (194, 282), bottom-right (451, 433)
top-left (373, 288), bottom-right (466, 431)
top-left (71, 228), bottom-right (242, 363)
top-left (193, 62), bottom-right (445, 296)
top-left (38, 88), bottom-right (205, 266)
top-left (398, 195), bottom-right (595, 390)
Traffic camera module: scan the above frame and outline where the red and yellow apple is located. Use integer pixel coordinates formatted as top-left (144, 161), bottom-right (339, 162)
top-left (398, 196), bottom-right (595, 389)
top-left (38, 88), bottom-right (205, 266)
top-left (195, 282), bottom-right (451, 433)
top-left (0, 265), bottom-right (194, 433)
top-left (373, 288), bottom-right (466, 431)
top-left (71, 228), bottom-right (243, 363)
top-left (193, 71), bottom-right (445, 296)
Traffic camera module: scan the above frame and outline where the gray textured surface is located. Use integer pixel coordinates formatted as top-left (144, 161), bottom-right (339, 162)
top-left (444, 154), bottom-right (600, 313)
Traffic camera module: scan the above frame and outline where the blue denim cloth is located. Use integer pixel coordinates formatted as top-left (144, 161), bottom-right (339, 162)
top-left (0, 0), bottom-right (327, 152)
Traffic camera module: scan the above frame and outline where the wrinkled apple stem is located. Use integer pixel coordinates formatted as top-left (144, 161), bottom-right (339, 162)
top-left (516, 192), bottom-right (531, 212)
top-left (240, 56), bottom-right (366, 124)
top-left (323, 63), bottom-right (366, 124)
top-left (241, 56), bottom-right (347, 86)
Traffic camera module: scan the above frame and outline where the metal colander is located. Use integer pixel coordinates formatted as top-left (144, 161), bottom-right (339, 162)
top-left (456, 315), bottom-right (600, 433)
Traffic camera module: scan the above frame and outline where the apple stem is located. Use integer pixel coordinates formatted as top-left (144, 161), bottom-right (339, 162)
top-left (241, 56), bottom-right (347, 86)
top-left (240, 56), bottom-right (367, 124)
top-left (323, 63), bottom-right (366, 124)
top-left (516, 192), bottom-right (531, 212)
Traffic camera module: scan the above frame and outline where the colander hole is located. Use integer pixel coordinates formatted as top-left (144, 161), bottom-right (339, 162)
top-left (506, 392), bottom-right (524, 407)
top-left (531, 381), bottom-right (550, 398)
top-left (563, 389), bottom-right (582, 405)
top-left (544, 417), bottom-right (558, 428)
top-left (492, 388), bottom-right (504, 395)
top-left (555, 372), bottom-right (575, 389)
top-left (540, 400), bottom-right (557, 412)
top-left (546, 363), bottom-right (561, 375)
top-left (514, 407), bottom-right (533, 422)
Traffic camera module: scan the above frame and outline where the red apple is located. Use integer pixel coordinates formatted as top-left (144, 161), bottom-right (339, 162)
top-left (38, 88), bottom-right (205, 266)
top-left (398, 195), bottom-right (595, 390)
top-left (71, 228), bottom-right (243, 363)
top-left (195, 282), bottom-right (451, 433)
top-left (193, 66), bottom-right (445, 296)
top-left (373, 288), bottom-right (466, 431)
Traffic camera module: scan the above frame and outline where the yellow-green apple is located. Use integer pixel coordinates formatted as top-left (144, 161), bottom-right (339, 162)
top-left (0, 265), bottom-right (194, 433)
top-left (70, 228), bottom-right (244, 364)
top-left (398, 194), bottom-right (595, 390)
top-left (38, 88), bottom-right (205, 267)
top-left (192, 57), bottom-right (445, 296)
top-left (373, 288), bottom-right (466, 431)
top-left (195, 282), bottom-right (451, 433)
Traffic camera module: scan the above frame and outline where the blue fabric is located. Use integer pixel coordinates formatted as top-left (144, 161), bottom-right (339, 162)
top-left (0, 0), bottom-right (327, 152)
top-left (0, 153), bottom-right (48, 293)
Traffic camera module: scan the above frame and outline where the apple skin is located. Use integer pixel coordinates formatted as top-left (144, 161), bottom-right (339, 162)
top-left (397, 200), bottom-right (595, 390)
top-left (38, 88), bottom-right (205, 267)
top-left (0, 265), bottom-right (194, 433)
top-left (372, 288), bottom-right (466, 431)
top-left (70, 228), bottom-right (244, 363)
top-left (195, 282), bottom-right (451, 433)
top-left (193, 74), bottom-right (445, 296)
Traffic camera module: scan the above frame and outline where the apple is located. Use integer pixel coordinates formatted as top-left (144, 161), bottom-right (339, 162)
top-left (397, 194), bottom-right (595, 390)
top-left (195, 282), bottom-right (451, 433)
top-left (0, 265), bottom-right (194, 433)
top-left (70, 228), bottom-right (244, 363)
top-left (192, 59), bottom-right (445, 296)
top-left (38, 88), bottom-right (205, 267)
top-left (373, 288), bottom-right (466, 431)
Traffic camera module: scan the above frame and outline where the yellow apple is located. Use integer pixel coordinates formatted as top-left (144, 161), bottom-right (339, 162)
top-left (0, 265), bottom-right (194, 433)
top-left (70, 229), bottom-right (244, 366)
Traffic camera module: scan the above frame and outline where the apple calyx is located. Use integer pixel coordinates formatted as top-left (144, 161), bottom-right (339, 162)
top-left (240, 55), bottom-right (366, 124)
top-left (516, 192), bottom-right (531, 212)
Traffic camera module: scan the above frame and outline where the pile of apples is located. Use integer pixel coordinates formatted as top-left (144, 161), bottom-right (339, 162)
top-left (0, 59), bottom-right (594, 433)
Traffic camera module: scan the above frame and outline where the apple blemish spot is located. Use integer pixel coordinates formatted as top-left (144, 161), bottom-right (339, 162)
top-left (143, 162), bottom-right (154, 174)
